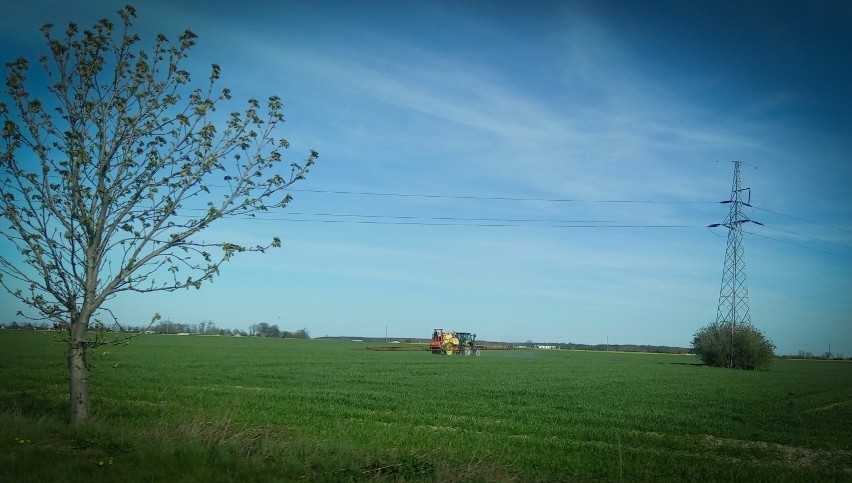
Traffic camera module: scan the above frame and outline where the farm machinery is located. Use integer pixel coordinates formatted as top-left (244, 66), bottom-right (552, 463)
top-left (363, 329), bottom-right (514, 353)
top-left (430, 328), bottom-right (481, 356)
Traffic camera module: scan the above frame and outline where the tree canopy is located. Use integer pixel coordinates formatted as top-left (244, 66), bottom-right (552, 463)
top-left (0, 5), bottom-right (316, 424)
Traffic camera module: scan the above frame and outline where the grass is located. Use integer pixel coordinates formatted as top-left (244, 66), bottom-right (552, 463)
top-left (1, 330), bottom-right (850, 481)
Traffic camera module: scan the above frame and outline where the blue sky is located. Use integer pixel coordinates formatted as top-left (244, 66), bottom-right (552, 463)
top-left (1, 0), bottom-right (850, 355)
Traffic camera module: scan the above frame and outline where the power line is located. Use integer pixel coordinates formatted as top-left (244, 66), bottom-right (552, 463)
top-left (180, 208), bottom-right (678, 226)
top-left (752, 206), bottom-right (852, 235)
top-left (244, 216), bottom-right (700, 229)
top-left (182, 212), bottom-right (852, 257)
top-left (216, 184), bottom-right (850, 234)
top-left (746, 231), bottom-right (852, 260)
top-left (761, 224), bottom-right (852, 251)
top-left (189, 188), bottom-right (851, 251)
top-left (210, 184), bottom-right (849, 235)
top-left (287, 188), bottom-right (716, 204)
top-left (287, 188), bottom-right (850, 239)
top-left (180, 210), bottom-right (850, 250)
top-left (287, 189), bottom-right (850, 238)
top-left (283, 212), bottom-right (621, 224)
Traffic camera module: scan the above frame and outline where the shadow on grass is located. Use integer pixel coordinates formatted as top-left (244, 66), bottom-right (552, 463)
top-left (0, 392), bottom-right (65, 422)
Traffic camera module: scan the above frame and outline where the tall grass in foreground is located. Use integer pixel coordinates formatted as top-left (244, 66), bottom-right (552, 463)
top-left (1, 330), bottom-right (850, 481)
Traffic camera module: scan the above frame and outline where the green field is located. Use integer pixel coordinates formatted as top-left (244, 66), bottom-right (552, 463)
top-left (1, 330), bottom-right (850, 482)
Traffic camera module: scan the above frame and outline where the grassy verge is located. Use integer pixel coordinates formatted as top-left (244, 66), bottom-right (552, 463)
top-left (0, 405), bottom-right (518, 482)
top-left (1, 331), bottom-right (850, 481)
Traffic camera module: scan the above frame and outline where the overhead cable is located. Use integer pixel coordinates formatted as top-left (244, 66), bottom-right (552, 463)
top-left (282, 212), bottom-right (620, 224)
top-left (186, 187), bottom-right (851, 253)
top-left (753, 206), bottom-right (852, 235)
top-left (762, 224), bottom-right (852, 251)
top-left (239, 216), bottom-right (700, 228)
top-left (287, 188), bottom-right (717, 204)
top-left (746, 232), bottom-right (852, 259)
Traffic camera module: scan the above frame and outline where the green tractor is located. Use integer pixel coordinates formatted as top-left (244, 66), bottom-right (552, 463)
top-left (430, 329), bottom-right (480, 356)
top-left (456, 332), bottom-right (479, 356)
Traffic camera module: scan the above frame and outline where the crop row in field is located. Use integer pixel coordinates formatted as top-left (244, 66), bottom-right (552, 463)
top-left (1, 331), bottom-right (850, 481)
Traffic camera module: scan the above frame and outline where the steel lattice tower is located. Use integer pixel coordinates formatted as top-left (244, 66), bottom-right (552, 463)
top-left (709, 161), bottom-right (761, 366)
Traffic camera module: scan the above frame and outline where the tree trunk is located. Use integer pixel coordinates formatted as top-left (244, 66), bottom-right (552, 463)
top-left (67, 326), bottom-right (90, 425)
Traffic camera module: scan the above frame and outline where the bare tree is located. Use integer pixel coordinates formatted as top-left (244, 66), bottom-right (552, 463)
top-left (0, 6), bottom-right (316, 424)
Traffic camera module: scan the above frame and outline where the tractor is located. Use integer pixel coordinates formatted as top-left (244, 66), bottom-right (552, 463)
top-left (430, 328), bottom-right (481, 356)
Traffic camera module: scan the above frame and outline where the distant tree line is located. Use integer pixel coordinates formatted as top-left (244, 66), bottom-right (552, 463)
top-left (552, 343), bottom-right (692, 354)
top-left (249, 322), bottom-right (310, 339)
top-left (145, 320), bottom-right (245, 336)
top-left (777, 350), bottom-right (847, 361)
top-left (0, 320), bottom-right (310, 339)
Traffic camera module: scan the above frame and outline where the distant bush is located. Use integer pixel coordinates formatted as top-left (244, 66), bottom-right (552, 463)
top-left (692, 321), bottom-right (775, 370)
top-left (283, 328), bottom-right (311, 339)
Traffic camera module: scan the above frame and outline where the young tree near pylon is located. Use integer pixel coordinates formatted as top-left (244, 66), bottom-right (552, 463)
top-left (0, 6), bottom-right (316, 424)
top-left (696, 161), bottom-right (774, 370)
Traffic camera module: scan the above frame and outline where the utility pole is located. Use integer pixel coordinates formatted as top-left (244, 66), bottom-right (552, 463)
top-left (709, 161), bottom-right (762, 368)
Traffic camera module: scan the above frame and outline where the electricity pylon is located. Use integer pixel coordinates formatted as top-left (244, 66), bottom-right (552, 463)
top-left (708, 161), bottom-right (762, 367)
